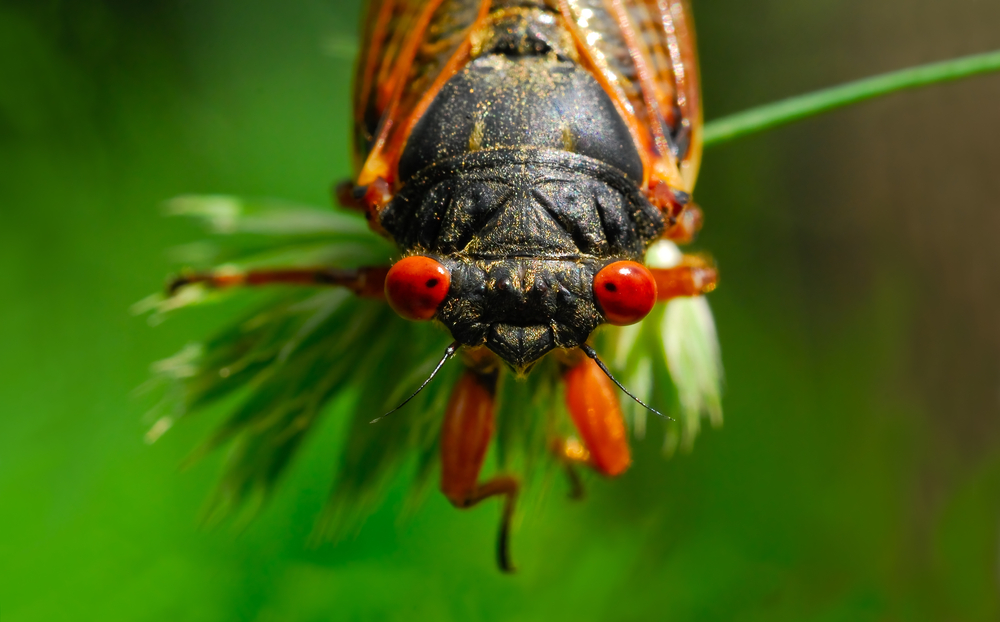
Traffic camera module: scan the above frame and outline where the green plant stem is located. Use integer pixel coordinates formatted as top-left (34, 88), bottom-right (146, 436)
top-left (703, 49), bottom-right (1000, 147)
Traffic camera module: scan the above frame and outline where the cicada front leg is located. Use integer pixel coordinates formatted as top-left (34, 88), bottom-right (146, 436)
top-left (440, 362), bottom-right (519, 573)
top-left (334, 178), bottom-right (392, 236)
top-left (560, 354), bottom-right (633, 478)
top-left (649, 255), bottom-right (718, 301)
top-left (549, 355), bottom-right (629, 500)
top-left (663, 204), bottom-right (704, 244)
top-left (167, 266), bottom-right (390, 298)
top-left (550, 436), bottom-right (590, 500)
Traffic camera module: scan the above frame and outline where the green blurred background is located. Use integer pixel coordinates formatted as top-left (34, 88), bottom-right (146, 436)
top-left (2, 0), bottom-right (999, 619)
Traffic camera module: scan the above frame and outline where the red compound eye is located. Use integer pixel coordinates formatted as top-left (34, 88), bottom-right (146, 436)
top-left (385, 256), bottom-right (451, 321)
top-left (593, 261), bottom-right (657, 326)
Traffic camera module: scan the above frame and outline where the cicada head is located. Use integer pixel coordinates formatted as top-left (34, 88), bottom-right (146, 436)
top-left (381, 149), bottom-right (664, 373)
top-left (386, 252), bottom-right (659, 373)
top-left (374, 16), bottom-right (675, 373)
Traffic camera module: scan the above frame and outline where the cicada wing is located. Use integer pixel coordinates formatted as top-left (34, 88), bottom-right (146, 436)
top-left (558, 0), bottom-right (702, 194)
top-left (664, 0), bottom-right (702, 192)
top-left (353, 0), bottom-right (490, 186)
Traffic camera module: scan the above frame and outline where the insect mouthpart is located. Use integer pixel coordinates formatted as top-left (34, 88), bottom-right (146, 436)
top-left (486, 323), bottom-right (554, 374)
top-left (434, 257), bottom-right (604, 371)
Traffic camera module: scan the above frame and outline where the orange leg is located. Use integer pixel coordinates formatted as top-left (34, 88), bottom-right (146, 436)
top-left (550, 437), bottom-right (590, 499)
top-left (334, 180), bottom-right (366, 211)
top-left (650, 256), bottom-right (718, 301)
top-left (333, 179), bottom-right (392, 236)
top-left (562, 357), bottom-right (632, 477)
top-left (663, 204), bottom-right (704, 244)
top-left (167, 266), bottom-right (389, 298)
top-left (440, 368), bottom-right (519, 572)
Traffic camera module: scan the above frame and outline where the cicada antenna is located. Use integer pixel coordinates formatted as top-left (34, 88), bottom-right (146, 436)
top-left (370, 342), bottom-right (459, 424)
top-left (579, 344), bottom-right (674, 422)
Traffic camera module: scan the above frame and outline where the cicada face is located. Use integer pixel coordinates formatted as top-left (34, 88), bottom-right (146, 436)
top-left (437, 255), bottom-right (610, 372)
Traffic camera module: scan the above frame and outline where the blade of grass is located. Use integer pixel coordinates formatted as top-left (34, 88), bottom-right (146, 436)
top-left (704, 49), bottom-right (1000, 147)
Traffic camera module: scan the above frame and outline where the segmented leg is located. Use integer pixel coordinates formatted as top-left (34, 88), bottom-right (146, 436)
top-left (550, 437), bottom-right (589, 499)
top-left (167, 266), bottom-right (389, 298)
top-left (562, 356), bottom-right (632, 477)
top-left (334, 180), bottom-right (365, 210)
top-left (663, 204), bottom-right (703, 243)
top-left (333, 179), bottom-right (392, 235)
top-left (650, 256), bottom-right (718, 301)
top-left (440, 367), bottom-right (519, 573)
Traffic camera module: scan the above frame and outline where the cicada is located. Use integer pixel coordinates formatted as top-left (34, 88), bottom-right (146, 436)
top-left (165, 0), bottom-right (718, 571)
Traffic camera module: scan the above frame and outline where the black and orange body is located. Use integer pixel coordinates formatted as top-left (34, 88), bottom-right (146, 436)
top-left (351, 0), bottom-right (703, 372)
top-left (170, 0), bottom-right (713, 571)
top-left (350, 0), bottom-right (708, 569)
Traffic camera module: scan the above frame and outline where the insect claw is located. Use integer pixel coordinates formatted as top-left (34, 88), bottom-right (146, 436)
top-left (497, 514), bottom-right (516, 574)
